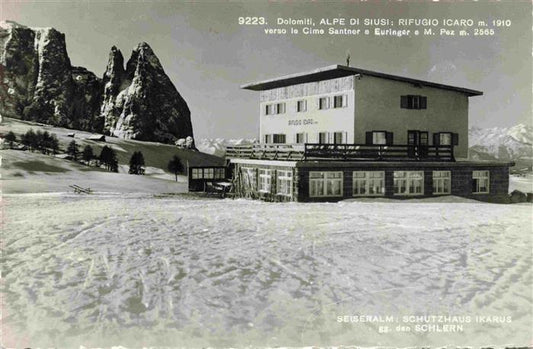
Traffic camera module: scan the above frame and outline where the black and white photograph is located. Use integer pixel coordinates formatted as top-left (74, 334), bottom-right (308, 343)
top-left (0, 0), bottom-right (532, 347)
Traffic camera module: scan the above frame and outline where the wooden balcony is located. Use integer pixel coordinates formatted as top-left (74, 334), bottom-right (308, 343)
top-left (226, 143), bottom-right (455, 162)
top-left (226, 143), bottom-right (305, 161)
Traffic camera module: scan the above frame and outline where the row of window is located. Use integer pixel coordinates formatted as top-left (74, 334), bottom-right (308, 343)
top-left (263, 131), bottom-right (457, 146)
top-left (264, 94), bottom-right (348, 115)
top-left (191, 167), bottom-right (226, 180)
top-left (241, 167), bottom-right (293, 196)
top-left (366, 131), bottom-right (459, 146)
top-left (309, 170), bottom-right (490, 197)
top-left (264, 131), bottom-right (346, 144)
top-left (265, 94), bottom-right (425, 115)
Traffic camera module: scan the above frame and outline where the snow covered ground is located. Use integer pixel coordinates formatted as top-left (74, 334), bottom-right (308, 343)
top-left (1, 149), bottom-right (188, 194)
top-left (509, 174), bottom-right (533, 193)
top-left (2, 194), bottom-right (532, 348)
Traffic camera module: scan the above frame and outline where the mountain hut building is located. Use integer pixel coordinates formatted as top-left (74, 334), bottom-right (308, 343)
top-left (224, 65), bottom-right (512, 202)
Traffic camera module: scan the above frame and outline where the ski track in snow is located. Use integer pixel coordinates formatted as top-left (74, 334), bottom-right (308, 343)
top-left (2, 194), bottom-right (532, 347)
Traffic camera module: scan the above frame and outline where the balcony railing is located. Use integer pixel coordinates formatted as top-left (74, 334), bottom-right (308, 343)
top-left (226, 143), bottom-right (455, 162)
top-left (226, 143), bottom-right (305, 161)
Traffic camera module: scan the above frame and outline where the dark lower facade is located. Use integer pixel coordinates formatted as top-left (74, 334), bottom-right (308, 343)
top-left (229, 159), bottom-right (512, 203)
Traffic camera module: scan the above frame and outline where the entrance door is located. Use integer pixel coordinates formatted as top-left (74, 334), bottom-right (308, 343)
top-left (419, 131), bottom-right (428, 157)
top-left (407, 131), bottom-right (429, 158)
top-left (407, 130), bottom-right (419, 158)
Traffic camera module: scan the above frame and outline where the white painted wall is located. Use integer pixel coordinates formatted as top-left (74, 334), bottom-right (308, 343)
top-left (259, 76), bottom-right (355, 144)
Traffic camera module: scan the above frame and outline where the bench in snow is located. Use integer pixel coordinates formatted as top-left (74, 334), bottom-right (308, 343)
top-left (70, 185), bottom-right (92, 194)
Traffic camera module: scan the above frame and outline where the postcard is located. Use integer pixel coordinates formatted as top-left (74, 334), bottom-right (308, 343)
top-left (1, 1), bottom-right (531, 348)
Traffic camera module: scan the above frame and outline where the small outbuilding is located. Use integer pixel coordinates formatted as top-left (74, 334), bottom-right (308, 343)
top-left (87, 134), bottom-right (106, 142)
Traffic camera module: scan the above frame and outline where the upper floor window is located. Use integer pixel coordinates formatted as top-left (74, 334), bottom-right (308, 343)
top-left (318, 95), bottom-right (347, 110)
top-left (401, 95), bottom-right (427, 109)
top-left (265, 104), bottom-right (275, 115)
top-left (264, 134), bottom-right (272, 143)
top-left (318, 97), bottom-right (330, 110)
top-left (265, 102), bottom-right (286, 115)
top-left (297, 100), bottom-right (307, 112)
top-left (333, 95), bottom-right (348, 108)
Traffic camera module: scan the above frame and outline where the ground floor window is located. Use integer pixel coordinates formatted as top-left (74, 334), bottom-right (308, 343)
top-left (203, 168), bottom-right (215, 179)
top-left (242, 167), bottom-right (257, 190)
top-left (372, 131), bottom-right (387, 145)
top-left (215, 168), bottom-right (226, 179)
top-left (309, 171), bottom-right (343, 197)
top-left (353, 171), bottom-right (385, 196)
top-left (433, 171), bottom-right (451, 194)
top-left (191, 167), bottom-right (225, 179)
top-left (439, 132), bottom-right (452, 146)
top-left (333, 94), bottom-right (348, 108)
top-left (333, 132), bottom-right (345, 144)
top-left (295, 133), bottom-right (306, 144)
top-left (318, 132), bottom-right (328, 144)
top-left (192, 168), bottom-right (202, 179)
top-left (277, 170), bottom-right (293, 196)
top-left (394, 171), bottom-right (424, 195)
top-left (472, 170), bottom-right (489, 194)
top-left (258, 169), bottom-right (272, 193)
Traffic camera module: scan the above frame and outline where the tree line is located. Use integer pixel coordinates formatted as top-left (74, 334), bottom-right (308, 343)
top-left (6, 129), bottom-right (60, 154)
top-left (67, 140), bottom-right (119, 172)
top-left (70, 140), bottom-right (185, 179)
top-left (6, 129), bottom-right (186, 180)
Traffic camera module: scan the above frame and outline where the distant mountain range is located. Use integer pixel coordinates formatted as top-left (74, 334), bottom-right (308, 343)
top-left (197, 125), bottom-right (532, 167)
top-left (196, 138), bottom-right (257, 158)
top-left (469, 124), bottom-right (532, 165)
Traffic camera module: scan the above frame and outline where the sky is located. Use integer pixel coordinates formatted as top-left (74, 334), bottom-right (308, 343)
top-left (1, 0), bottom-right (531, 140)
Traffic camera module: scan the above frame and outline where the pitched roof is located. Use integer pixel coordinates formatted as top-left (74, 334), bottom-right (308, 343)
top-left (241, 64), bottom-right (483, 96)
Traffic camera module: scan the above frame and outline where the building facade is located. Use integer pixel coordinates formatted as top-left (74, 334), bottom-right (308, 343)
top-left (226, 65), bottom-right (512, 203)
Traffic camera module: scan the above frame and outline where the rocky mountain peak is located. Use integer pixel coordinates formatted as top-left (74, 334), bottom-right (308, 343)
top-left (1, 22), bottom-right (194, 143)
top-left (0, 22), bottom-right (77, 126)
top-left (101, 42), bottom-right (193, 143)
top-left (103, 45), bottom-right (125, 93)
